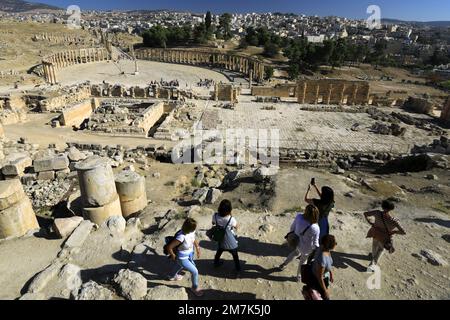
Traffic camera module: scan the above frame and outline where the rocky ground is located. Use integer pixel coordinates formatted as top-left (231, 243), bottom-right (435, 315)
top-left (0, 154), bottom-right (448, 300)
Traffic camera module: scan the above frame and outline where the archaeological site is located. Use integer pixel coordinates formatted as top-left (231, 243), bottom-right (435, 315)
top-left (0, 1), bottom-right (449, 304)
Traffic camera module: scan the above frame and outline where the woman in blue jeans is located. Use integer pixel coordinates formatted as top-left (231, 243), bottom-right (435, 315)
top-left (166, 218), bottom-right (203, 297)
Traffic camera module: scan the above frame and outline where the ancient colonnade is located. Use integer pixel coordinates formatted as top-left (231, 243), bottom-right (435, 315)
top-left (42, 48), bottom-right (111, 85)
top-left (135, 48), bottom-right (266, 82)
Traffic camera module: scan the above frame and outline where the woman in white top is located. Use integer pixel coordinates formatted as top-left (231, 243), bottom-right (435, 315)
top-left (166, 218), bottom-right (203, 297)
top-left (278, 204), bottom-right (320, 282)
top-left (211, 199), bottom-right (241, 274)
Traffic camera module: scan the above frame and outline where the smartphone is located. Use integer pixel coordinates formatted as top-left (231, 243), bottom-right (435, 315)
top-left (310, 178), bottom-right (315, 185)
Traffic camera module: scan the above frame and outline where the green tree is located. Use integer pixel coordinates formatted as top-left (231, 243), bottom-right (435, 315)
top-left (205, 11), bottom-right (212, 32)
top-left (193, 23), bottom-right (208, 44)
top-left (244, 27), bottom-right (259, 46)
top-left (265, 66), bottom-right (274, 80)
top-left (263, 42), bottom-right (280, 58)
top-left (219, 13), bottom-right (232, 40)
top-left (142, 26), bottom-right (168, 48)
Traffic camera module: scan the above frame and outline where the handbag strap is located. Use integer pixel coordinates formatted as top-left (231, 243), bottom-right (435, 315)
top-left (300, 224), bottom-right (312, 236)
top-left (215, 213), bottom-right (232, 229)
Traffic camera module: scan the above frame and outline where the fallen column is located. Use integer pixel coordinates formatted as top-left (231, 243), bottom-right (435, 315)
top-left (75, 156), bottom-right (122, 225)
top-left (115, 170), bottom-right (147, 218)
top-left (0, 179), bottom-right (39, 239)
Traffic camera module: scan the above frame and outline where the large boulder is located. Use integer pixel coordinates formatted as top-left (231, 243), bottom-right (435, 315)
top-left (53, 216), bottom-right (83, 238)
top-left (253, 166), bottom-right (279, 182)
top-left (206, 188), bottom-right (222, 204)
top-left (362, 179), bottom-right (405, 198)
top-left (191, 187), bottom-right (210, 205)
top-left (420, 250), bottom-right (448, 266)
top-left (67, 146), bottom-right (87, 162)
top-left (102, 215), bottom-right (126, 234)
top-left (113, 269), bottom-right (147, 300)
top-left (376, 154), bottom-right (436, 174)
top-left (144, 285), bottom-right (188, 300)
top-left (76, 281), bottom-right (114, 300)
top-left (58, 263), bottom-right (82, 297)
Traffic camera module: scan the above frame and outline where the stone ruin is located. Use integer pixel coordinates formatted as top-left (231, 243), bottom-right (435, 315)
top-left (38, 85), bottom-right (92, 112)
top-left (403, 97), bottom-right (435, 115)
top-left (212, 83), bottom-right (240, 103)
top-left (441, 97), bottom-right (450, 124)
top-left (135, 48), bottom-right (266, 83)
top-left (0, 179), bottom-right (39, 239)
top-left (81, 100), bottom-right (176, 137)
top-left (251, 79), bottom-right (370, 105)
top-left (0, 94), bottom-right (27, 125)
top-left (32, 33), bottom-right (94, 46)
top-left (42, 48), bottom-right (111, 85)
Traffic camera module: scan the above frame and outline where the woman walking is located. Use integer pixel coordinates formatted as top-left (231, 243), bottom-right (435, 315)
top-left (278, 204), bottom-right (320, 282)
top-left (166, 218), bottom-right (204, 297)
top-left (211, 200), bottom-right (242, 276)
top-left (364, 200), bottom-right (406, 271)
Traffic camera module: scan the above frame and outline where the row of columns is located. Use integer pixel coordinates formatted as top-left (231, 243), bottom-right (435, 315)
top-left (48, 48), bottom-right (109, 69)
top-left (136, 48), bottom-right (265, 82)
top-left (297, 82), bottom-right (365, 105)
top-left (42, 63), bottom-right (57, 85)
top-left (42, 48), bottom-right (111, 84)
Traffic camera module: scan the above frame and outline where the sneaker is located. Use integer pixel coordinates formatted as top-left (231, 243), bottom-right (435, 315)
top-left (190, 287), bottom-right (204, 297)
top-left (168, 274), bottom-right (183, 281)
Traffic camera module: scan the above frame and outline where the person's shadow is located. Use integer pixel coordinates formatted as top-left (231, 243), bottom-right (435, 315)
top-left (414, 218), bottom-right (450, 229)
top-left (332, 251), bottom-right (371, 272)
top-left (199, 237), bottom-right (290, 258)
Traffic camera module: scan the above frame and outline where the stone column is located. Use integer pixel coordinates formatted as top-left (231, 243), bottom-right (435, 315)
top-left (43, 64), bottom-right (49, 83)
top-left (0, 179), bottom-right (39, 239)
top-left (75, 156), bottom-right (122, 225)
top-left (352, 85), bottom-right (358, 105)
top-left (340, 84), bottom-right (346, 105)
top-left (327, 84), bottom-right (333, 104)
top-left (115, 170), bottom-right (147, 218)
top-left (315, 84), bottom-right (320, 104)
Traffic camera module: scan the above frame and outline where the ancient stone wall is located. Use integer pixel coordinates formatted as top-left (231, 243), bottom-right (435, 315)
top-left (213, 84), bottom-right (240, 103)
top-left (42, 48), bottom-right (111, 84)
top-left (441, 97), bottom-right (450, 123)
top-left (135, 48), bottom-right (266, 82)
top-left (39, 86), bottom-right (91, 112)
top-left (90, 83), bottom-right (184, 100)
top-left (251, 84), bottom-right (297, 98)
top-left (0, 94), bottom-right (27, 125)
top-left (297, 79), bottom-right (370, 105)
top-left (32, 33), bottom-right (93, 45)
top-left (132, 102), bottom-right (175, 134)
top-left (59, 98), bottom-right (99, 127)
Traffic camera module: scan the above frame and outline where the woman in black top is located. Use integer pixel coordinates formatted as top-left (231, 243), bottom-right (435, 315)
top-left (305, 180), bottom-right (335, 240)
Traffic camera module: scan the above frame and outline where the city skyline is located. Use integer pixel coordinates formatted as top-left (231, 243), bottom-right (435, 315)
top-left (29, 0), bottom-right (450, 22)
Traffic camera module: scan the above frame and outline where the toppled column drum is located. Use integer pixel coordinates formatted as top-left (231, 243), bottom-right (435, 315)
top-left (0, 179), bottom-right (39, 239)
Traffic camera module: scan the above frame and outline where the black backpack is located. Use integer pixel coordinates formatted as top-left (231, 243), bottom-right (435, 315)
top-left (163, 230), bottom-right (182, 255)
top-left (206, 214), bottom-right (232, 242)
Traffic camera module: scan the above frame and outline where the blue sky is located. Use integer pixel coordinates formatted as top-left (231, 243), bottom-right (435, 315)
top-left (31, 0), bottom-right (450, 21)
